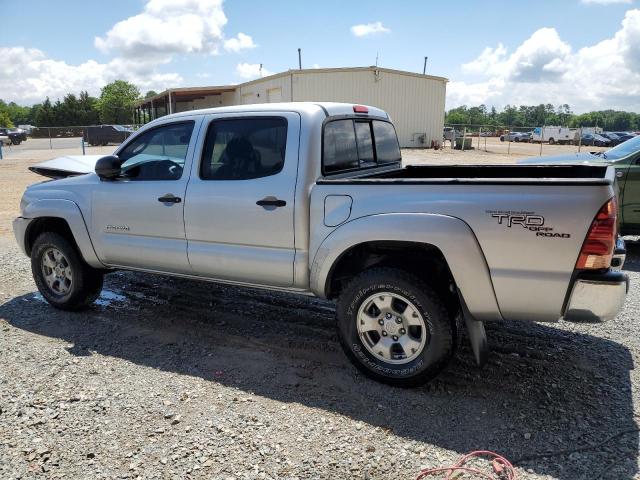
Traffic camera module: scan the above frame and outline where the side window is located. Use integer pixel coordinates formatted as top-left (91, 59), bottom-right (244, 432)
top-left (355, 121), bottom-right (375, 167)
top-left (323, 120), bottom-right (359, 173)
top-left (118, 121), bottom-right (194, 180)
top-left (201, 117), bottom-right (287, 180)
top-left (372, 121), bottom-right (401, 164)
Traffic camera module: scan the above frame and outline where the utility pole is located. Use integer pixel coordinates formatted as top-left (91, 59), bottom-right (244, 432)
top-left (298, 48), bottom-right (302, 70)
top-left (423, 56), bottom-right (428, 75)
top-left (259, 63), bottom-right (263, 77)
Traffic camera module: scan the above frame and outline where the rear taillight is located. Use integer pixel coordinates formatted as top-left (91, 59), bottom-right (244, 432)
top-left (576, 197), bottom-right (617, 270)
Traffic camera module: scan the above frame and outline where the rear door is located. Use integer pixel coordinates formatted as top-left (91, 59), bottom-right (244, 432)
top-left (91, 118), bottom-right (200, 273)
top-left (184, 112), bottom-right (300, 286)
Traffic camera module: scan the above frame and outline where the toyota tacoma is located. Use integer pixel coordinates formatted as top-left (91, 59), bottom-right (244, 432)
top-left (13, 102), bottom-right (629, 386)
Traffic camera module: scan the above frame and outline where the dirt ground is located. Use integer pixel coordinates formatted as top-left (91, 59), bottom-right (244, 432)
top-left (0, 144), bottom-right (638, 479)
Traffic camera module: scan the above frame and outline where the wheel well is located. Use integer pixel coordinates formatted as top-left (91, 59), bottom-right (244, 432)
top-left (326, 241), bottom-right (459, 312)
top-left (25, 217), bottom-right (76, 256)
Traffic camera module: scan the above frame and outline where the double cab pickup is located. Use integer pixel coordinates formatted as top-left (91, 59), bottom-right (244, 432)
top-left (14, 102), bottom-right (628, 386)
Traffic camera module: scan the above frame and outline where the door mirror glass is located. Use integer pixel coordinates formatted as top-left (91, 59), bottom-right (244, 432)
top-left (95, 155), bottom-right (122, 180)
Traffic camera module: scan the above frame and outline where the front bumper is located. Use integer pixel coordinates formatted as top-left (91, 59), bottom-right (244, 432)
top-left (12, 216), bottom-right (32, 256)
top-left (563, 271), bottom-right (629, 322)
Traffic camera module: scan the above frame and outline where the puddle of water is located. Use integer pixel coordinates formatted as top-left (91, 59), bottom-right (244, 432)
top-left (95, 290), bottom-right (127, 306)
top-left (30, 289), bottom-right (127, 307)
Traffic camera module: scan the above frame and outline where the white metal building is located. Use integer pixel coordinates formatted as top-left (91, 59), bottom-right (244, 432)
top-left (134, 67), bottom-right (448, 147)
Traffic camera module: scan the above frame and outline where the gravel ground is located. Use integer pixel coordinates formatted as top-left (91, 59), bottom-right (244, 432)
top-left (0, 147), bottom-right (638, 479)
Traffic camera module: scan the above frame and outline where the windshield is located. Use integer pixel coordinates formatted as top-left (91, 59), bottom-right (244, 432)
top-left (604, 135), bottom-right (640, 160)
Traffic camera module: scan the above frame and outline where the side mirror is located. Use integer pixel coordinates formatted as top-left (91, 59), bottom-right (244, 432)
top-left (95, 155), bottom-right (122, 180)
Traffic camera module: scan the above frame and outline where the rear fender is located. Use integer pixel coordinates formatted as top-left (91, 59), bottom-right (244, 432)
top-left (311, 213), bottom-right (503, 321)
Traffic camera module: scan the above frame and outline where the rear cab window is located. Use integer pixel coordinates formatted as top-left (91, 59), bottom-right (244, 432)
top-left (322, 118), bottom-right (401, 175)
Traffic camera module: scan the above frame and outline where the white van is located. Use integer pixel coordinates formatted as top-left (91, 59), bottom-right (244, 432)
top-left (532, 126), bottom-right (575, 145)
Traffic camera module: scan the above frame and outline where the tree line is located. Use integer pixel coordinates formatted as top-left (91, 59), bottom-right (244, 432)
top-left (446, 104), bottom-right (640, 131)
top-left (0, 80), bottom-right (153, 128)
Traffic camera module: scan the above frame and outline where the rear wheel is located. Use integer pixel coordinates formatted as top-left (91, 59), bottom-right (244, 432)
top-left (31, 232), bottom-right (103, 311)
top-left (549, 138), bottom-right (556, 145)
top-left (336, 267), bottom-right (454, 387)
top-left (11, 138), bottom-right (21, 145)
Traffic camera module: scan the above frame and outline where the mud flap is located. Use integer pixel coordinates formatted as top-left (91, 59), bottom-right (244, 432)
top-left (458, 289), bottom-right (488, 367)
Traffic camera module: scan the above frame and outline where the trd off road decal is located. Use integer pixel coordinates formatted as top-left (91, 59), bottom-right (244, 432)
top-left (486, 210), bottom-right (571, 238)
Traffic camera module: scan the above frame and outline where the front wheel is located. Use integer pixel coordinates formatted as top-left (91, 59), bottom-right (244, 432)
top-left (11, 138), bottom-right (21, 145)
top-left (31, 232), bottom-right (103, 311)
top-left (336, 267), bottom-right (455, 387)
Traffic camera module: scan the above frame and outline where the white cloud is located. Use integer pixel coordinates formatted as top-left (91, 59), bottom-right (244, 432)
top-left (1, 0), bottom-right (264, 104)
top-left (0, 47), bottom-right (183, 104)
top-left (236, 63), bottom-right (272, 79)
top-left (582, 0), bottom-right (632, 4)
top-left (448, 9), bottom-right (640, 112)
top-left (95, 0), bottom-right (228, 61)
top-left (350, 21), bottom-right (390, 37)
top-left (224, 32), bottom-right (256, 53)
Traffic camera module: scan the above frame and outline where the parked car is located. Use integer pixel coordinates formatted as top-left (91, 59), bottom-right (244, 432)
top-left (499, 131), bottom-right (522, 142)
top-left (600, 132), bottom-right (622, 146)
top-left (443, 126), bottom-right (462, 143)
top-left (521, 133), bottom-right (640, 236)
top-left (0, 127), bottom-right (27, 145)
top-left (581, 133), bottom-right (611, 147)
top-left (518, 132), bottom-right (532, 142)
top-left (86, 125), bottom-right (134, 146)
top-left (14, 102), bottom-right (628, 387)
top-left (616, 134), bottom-right (636, 143)
top-left (0, 130), bottom-right (10, 146)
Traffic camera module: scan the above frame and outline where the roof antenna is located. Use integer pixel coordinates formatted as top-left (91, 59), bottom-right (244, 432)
top-left (259, 63), bottom-right (263, 77)
top-left (298, 48), bottom-right (302, 70)
top-left (423, 56), bottom-right (428, 75)
top-left (375, 51), bottom-right (379, 66)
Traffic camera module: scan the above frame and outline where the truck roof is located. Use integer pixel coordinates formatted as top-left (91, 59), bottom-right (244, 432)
top-left (153, 102), bottom-right (389, 122)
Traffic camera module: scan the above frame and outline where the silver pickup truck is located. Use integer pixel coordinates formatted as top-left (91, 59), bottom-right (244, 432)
top-left (13, 102), bottom-right (629, 386)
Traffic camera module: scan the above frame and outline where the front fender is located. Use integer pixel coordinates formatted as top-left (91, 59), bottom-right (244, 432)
top-left (310, 213), bottom-right (503, 322)
top-left (21, 199), bottom-right (103, 268)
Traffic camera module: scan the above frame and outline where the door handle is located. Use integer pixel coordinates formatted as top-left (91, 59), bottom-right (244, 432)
top-left (256, 197), bottom-right (286, 208)
top-left (158, 194), bottom-right (182, 203)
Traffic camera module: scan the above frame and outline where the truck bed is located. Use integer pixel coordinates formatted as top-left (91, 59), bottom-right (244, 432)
top-left (312, 163), bottom-right (616, 323)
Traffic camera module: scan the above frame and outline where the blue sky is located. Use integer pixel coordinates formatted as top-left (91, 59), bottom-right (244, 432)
top-left (1, 0), bottom-right (639, 111)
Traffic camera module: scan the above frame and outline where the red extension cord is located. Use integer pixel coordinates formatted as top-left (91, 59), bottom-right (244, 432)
top-left (415, 450), bottom-right (517, 480)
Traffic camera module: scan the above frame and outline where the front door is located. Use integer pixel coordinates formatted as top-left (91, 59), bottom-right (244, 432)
top-left (184, 112), bottom-right (300, 286)
top-left (91, 119), bottom-right (200, 273)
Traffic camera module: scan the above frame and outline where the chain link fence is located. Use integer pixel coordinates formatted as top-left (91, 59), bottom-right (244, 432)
top-left (443, 124), bottom-right (609, 156)
top-left (0, 125), bottom-right (143, 156)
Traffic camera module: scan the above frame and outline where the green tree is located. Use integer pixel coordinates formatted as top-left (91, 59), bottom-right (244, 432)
top-left (98, 80), bottom-right (140, 124)
top-left (145, 90), bottom-right (158, 99)
top-left (0, 111), bottom-right (14, 128)
top-left (35, 98), bottom-right (55, 127)
top-left (78, 91), bottom-right (100, 125)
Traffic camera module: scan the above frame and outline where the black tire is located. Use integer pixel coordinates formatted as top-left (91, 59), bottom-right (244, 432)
top-left (31, 232), bottom-right (103, 311)
top-left (336, 267), bottom-right (455, 387)
top-left (11, 138), bottom-right (21, 145)
top-left (549, 138), bottom-right (556, 145)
